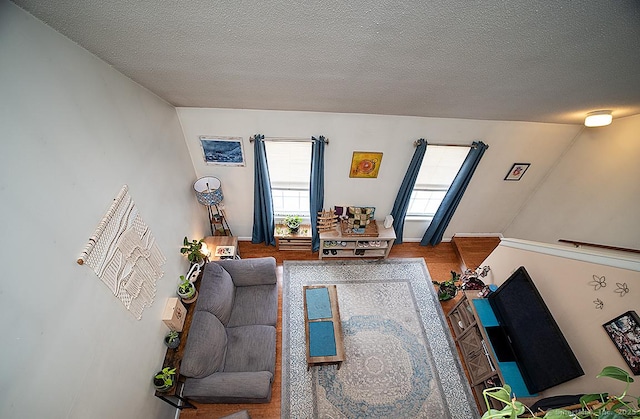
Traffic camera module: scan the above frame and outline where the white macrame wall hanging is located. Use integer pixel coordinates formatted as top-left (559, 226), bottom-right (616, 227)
top-left (77, 185), bottom-right (165, 319)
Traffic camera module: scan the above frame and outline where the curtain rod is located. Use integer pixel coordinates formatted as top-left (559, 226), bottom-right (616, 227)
top-left (413, 139), bottom-right (477, 148)
top-left (250, 136), bottom-right (329, 144)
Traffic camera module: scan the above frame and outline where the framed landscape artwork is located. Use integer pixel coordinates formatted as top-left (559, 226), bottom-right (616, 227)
top-left (349, 151), bottom-right (383, 178)
top-left (603, 310), bottom-right (640, 375)
top-left (504, 163), bottom-right (530, 181)
top-left (199, 136), bottom-right (245, 166)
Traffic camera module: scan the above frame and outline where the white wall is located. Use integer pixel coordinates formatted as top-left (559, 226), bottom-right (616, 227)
top-left (482, 240), bottom-right (640, 398)
top-left (177, 107), bottom-right (581, 241)
top-left (506, 114), bottom-right (640, 249)
top-left (0, 2), bottom-right (202, 418)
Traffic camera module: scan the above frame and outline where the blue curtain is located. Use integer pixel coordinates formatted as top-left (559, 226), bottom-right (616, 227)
top-left (309, 136), bottom-right (326, 252)
top-left (251, 134), bottom-right (276, 246)
top-left (390, 139), bottom-right (427, 244)
top-left (421, 141), bottom-right (488, 246)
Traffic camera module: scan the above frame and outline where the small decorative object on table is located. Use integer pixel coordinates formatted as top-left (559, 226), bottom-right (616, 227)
top-left (317, 209), bottom-right (339, 232)
top-left (164, 331), bottom-right (180, 349)
top-left (457, 265), bottom-right (491, 291)
top-left (283, 215), bottom-right (302, 233)
top-left (153, 367), bottom-right (177, 392)
top-left (215, 245), bottom-right (236, 259)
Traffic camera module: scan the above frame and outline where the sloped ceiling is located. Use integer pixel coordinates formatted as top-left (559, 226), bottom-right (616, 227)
top-left (11, 0), bottom-right (640, 124)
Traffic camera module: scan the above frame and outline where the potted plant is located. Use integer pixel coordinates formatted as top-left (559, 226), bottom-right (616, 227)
top-left (164, 330), bottom-right (180, 349)
top-left (180, 236), bottom-right (206, 265)
top-left (283, 215), bottom-right (302, 233)
top-left (177, 275), bottom-right (197, 303)
top-left (153, 367), bottom-right (177, 392)
top-left (480, 366), bottom-right (639, 418)
top-left (432, 271), bottom-right (460, 301)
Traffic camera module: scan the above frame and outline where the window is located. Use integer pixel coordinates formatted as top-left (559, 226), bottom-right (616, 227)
top-left (406, 145), bottom-right (470, 217)
top-left (264, 141), bottom-right (312, 217)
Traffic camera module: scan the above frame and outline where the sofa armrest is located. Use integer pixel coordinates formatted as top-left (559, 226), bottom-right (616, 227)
top-left (183, 371), bottom-right (274, 403)
top-left (215, 257), bottom-right (277, 287)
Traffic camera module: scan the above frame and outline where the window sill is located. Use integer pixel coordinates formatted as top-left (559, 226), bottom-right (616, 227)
top-left (405, 215), bottom-right (434, 222)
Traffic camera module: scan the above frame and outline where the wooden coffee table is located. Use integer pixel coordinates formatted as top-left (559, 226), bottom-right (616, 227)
top-left (303, 285), bottom-right (345, 370)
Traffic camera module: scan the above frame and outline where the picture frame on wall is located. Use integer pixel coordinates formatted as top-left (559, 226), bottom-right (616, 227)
top-left (349, 151), bottom-right (383, 178)
top-left (603, 310), bottom-right (640, 375)
top-left (504, 163), bottom-right (530, 181)
top-left (199, 136), bottom-right (245, 166)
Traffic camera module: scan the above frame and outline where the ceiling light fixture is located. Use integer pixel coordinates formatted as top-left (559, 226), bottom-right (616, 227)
top-left (584, 110), bottom-right (612, 127)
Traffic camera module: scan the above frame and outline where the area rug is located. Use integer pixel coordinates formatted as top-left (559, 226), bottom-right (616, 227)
top-left (282, 258), bottom-right (479, 419)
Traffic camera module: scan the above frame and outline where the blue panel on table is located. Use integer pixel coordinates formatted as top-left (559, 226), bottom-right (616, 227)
top-left (472, 298), bottom-right (537, 397)
top-left (308, 321), bottom-right (337, 357)
top-left (306, 287), bottom-right (332, 320)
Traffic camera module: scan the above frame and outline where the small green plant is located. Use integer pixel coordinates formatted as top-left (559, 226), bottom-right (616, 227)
top-left (153, 367), bottom-right (176, 391)
top-left (480, 366), bottom-right (639, 419)
top-left (177, 275), bottom-right (195, 299)
top-left (164, 330), bottom-right (180, 349)
top-left (180, 237), bottom-right (206, 264)
top-left (283, 215), bottom-right (302, 232)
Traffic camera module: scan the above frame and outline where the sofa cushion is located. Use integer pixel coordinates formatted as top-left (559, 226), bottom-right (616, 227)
top-left (228, 284), bottom-right (278, 327)
top-left (183, 371), bottom-right (274, 403)
top-left (224, 325), bottom-right (276, 374)
top-left (180, 311), bottom-right (227, 378)
top-left (215, 257), bottom-right (277, 287)
top-left (196, 262), bottom-right (235, 325)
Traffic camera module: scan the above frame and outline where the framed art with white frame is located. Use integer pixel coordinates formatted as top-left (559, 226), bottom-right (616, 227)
top-left (199, 136), bottom-right (245, 166)
top-left (504, 163), bottom-right (530, 181)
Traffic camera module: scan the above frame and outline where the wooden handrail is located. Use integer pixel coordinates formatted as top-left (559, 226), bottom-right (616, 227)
top-left (558, 239), bottom-right (640, 255)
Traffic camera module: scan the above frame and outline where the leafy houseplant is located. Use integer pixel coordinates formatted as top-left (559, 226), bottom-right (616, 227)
top-left (283, 215), bottom-right (302, 233)
top-left (432, 271), bottom-right (460, 301)
top-left (480, 366), bottom-right (639, 419)
top-left (177, 275), bottom-right (197, 303)
top-left (153, 367), bottom-right (177, 392)
top-left (180, 237), bottom-right (206, 265)
top-left (164, 330), bottom-right (180, 349)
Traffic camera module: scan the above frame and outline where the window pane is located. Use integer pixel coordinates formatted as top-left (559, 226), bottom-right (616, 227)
top-left (265, 141), bottom-right (312, 189)
top-left (409, 145), bottom-right (469, 216)
top-left (415, 146), bottom-right (469, 188)
top-left (265, 140), bottom-right (312, 217)
top-left (407, 190), bottom-right (447, 216)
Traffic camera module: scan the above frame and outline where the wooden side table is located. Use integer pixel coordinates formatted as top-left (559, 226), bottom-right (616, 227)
top-left (203, 235), bottom-right (239, 260)
top-left (274, 224), bottom-right (312, 251)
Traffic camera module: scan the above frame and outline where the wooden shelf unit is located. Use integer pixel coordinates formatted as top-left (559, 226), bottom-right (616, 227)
top-left (448, 291), bottom-right (504, 413)
top-left (318, 223), bottom-right (395, 260)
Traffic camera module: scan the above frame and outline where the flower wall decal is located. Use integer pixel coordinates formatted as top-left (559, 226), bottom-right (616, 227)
top-left (593, 298), bottom-right (604, 309)
top-left (589, 275), bottom-right (607, 290)
top-left (614, 282), bottom-right (629, 297)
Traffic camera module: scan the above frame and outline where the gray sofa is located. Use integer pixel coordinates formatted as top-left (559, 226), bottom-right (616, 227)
top-left (180, 257), bottom-right (278, 403)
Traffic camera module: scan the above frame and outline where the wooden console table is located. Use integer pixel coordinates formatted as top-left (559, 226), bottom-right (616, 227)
top-left (154, 273), bottom-right (203, 409)
top-left (274, 224), bottom-right (312, 251)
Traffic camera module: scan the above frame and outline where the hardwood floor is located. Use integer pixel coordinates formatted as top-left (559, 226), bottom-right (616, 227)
top-left (177, 238), bottom-right (498, 418)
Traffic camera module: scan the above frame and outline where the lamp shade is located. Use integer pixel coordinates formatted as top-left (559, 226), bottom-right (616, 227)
top-left (194, 177), bottom-right (223, 206)
top-left (584, 110), bottom-right (612, 127)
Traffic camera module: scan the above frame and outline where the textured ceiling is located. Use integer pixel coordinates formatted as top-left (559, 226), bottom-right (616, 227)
top-left (11, 0), bottom-right (640, 124)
